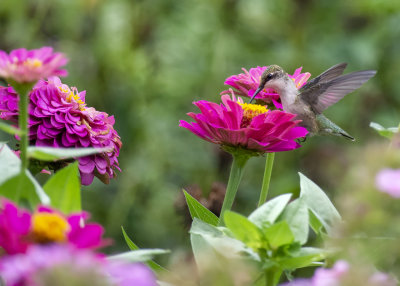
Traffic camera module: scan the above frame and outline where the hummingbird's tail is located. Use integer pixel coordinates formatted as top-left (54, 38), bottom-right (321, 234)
top-left (316, 114), bottom-right (356, 141)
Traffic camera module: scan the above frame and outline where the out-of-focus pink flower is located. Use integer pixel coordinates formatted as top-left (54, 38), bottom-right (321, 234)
top-left (375, 168), bottom-right (400, 198)
top-left (0, 200), bottom-right (105, 255)
top-left (0, 245), bottom-right (158, 286)
top-left (280, 261), bottom-right (397, 286)
top-left (221, 66), bottom-right (311, 104)
top-left (179, 92), bottom-right (308, 154)
top-left (0, 47), bottom-right (68, 83)
top-left (0, 77), bottom-right (122, 185)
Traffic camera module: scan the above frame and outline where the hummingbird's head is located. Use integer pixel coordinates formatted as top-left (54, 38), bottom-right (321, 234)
top-left (249, 65), bottom-right (287, 103)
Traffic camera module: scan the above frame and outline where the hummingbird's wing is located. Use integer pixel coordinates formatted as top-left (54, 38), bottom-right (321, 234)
top-left (300, 69), bottom-right (376, 114)
top-left (301, 62), bottom-right (348, 90)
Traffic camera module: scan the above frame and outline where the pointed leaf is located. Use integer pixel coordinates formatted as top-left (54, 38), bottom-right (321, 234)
top-left (263, 221), bottom-right (294, 249)
top-left (121, 226), bottom-right (167, 272)
top-left (278, 198), bottom-right (309, 245)
top-left (0, 170), bottom-right (50, 206)
top-left (370, 122), bottom-right (398, 139)
top-left (299, 173), bottom-right (341, 235)
top-left (0, 122), bottom-right (21, 136)
top-left (224, 211), bottom-right (264, 249)
top-left (108, 249), bottom-right (170, 262)
top-left (249, 194), bottom-right (292, 227)
top-left (43, 162), bottom-right (81, 213)
top-left (277, 247), bottom-right (325, 270)
top-left (183, 189), bottom-right (219, 226)
top-left (27, 146), bottom-right (112, 161)
top-left (0, 143), bottom-right (21, 185)
top-left (309, 209), bottom-right (323, 234)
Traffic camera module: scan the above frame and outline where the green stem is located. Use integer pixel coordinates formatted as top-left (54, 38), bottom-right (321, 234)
top-left (11, 82), bottom-right (34, 173)
top-left (265, 268), bottom-right (282, 286)
top-left (218, 153), bottom-right (249, 226)
top-left (258, 153), bottom-right (275, 207)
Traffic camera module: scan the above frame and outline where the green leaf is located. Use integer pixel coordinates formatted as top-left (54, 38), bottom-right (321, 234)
top-left (224, 211), bottom-right (264, 249)
top-left (183, 189), bottom-right (219, 226)
top-left (263, 221), bottom-right (294, 249)
top-left (299, 173), bottom-right (341, 235)
top-left (0, 170), bottom-right (50, 206)
top-left (278, 198), bottom-right (309, 245)
top-left (27, 146), bottom-right (112, 161)
top-left (0, 122), bottom-right (21, 136)
top-left (0, 143), bottom-right (21, 185)
top-left (248, 194), bottom-right (292, 228)
top-left (370, 122), bottom-right (398, 139)
top-left (277, 247), bottom-right (325, 270)
top-left (309, 209), bottom-right (323, 234)
top-left (121, 226), bottom-right (139, 250)
top-left (121, 226), bottom-right (167, 272)
top-left (108, 249), bottom-right (170, 262)
top-left (43, 162), bottom-right (81, 214)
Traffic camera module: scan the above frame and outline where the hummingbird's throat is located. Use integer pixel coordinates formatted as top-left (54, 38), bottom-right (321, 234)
top-left (237, 102), bottom-right (268, 127)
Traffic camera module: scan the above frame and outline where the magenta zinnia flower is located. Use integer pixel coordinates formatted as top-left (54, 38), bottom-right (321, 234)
top-left (0, 47), bottom-right (68, 83)
top-left (0, 245), bottom-right (157, 286)
top-left (179, 92), bottom-right (308, 154)
top-left (375, 168), bottom-right (400, 198)
top-left (0, 200), bottom-right (105, 255)
top-left (222, 66), bottom-right (311, 103)
top-left (0, 77), bottom-right (122, 185)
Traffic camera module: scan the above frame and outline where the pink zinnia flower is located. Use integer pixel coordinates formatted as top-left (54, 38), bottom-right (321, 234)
top-left (0, 245), bottom-right (157, 286)
top-left (179, 92), bottom-right (308, 154)
top-left (0, 47), bottom-right (68, 83)
top-left (222, 66), bottom-right (311, 104)
top-left (375, 168), bottom-right (400, 198)
top-left (0, 200), bottom-right (105, 255)
top-left (0, 77), bottom-right (122, 185)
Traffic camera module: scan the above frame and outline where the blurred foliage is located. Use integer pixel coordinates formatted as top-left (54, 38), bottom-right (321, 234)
top-left (1, 0), bottom-right (400, 267)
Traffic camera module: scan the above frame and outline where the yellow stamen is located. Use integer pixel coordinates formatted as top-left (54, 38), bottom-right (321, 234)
top-left (238, 102), bottom-right (269, 121)
top-left (24, 58), bottom-right (43, 69)
top-left (59, 86), bottom-right (86, 111)
top-left (31, 212), bottom-right (70, 243)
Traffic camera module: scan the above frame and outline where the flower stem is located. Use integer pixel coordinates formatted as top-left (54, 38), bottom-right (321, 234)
top-left (265, 268), bottom-right (282, 286)
top-left (218, 153), bottom-right (249, 226)
top-left (11, 82), bottom-right (34, 172)
top-left (257, 153), bottom-right (275, 207)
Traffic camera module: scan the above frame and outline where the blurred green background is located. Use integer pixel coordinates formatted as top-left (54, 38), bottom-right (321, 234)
top-left (1, 0), bottom-right (400, 263)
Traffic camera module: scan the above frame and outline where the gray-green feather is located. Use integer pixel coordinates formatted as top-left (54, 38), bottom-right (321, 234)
top-left (316, 114), bottom-right (355, 141)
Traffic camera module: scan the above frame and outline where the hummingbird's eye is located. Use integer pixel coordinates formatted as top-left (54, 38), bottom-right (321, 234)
top-left (266, 73), bottom-right (273, 81)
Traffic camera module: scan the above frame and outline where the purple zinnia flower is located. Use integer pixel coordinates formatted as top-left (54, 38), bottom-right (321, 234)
top-left (0, 47), bottom-right (68, 83)
top-left (280, 261), bottom-right (397, 286)
top-left (0, 77), bottom-right (122, 185)
top-left (180, 92), bottom-right (308, 154)
top-left (0, 245), bottom-right (158, 286)
top-left (221, 66), bottom-right (311, 104)
top-left (375, 168), bottom-right (400, 198)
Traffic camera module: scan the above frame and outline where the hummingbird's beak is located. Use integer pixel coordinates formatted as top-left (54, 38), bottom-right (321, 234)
top-left (249, 86), bottom-right (263, 103)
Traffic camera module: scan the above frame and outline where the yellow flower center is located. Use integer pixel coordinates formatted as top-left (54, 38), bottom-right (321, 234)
top-left (237, 102), bottom-right (269, 127)
top-left (31, 212), bottom-right (70, 243)
top-left (23, 58), bottom-right (43, 69)
top-left (59, 86), bottom-right (86, 111)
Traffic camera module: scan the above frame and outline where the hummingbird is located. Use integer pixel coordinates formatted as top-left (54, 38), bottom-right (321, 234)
top-left (249, 63), bottom-right (376, 140)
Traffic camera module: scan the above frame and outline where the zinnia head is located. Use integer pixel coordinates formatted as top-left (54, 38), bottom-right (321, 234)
top-left (179, 92), bottom-right (308, 155)
top-left (375, 168), bottom-right (400, 198)
top-left (0, 47), bottom-right (68, 83)
top-left (0, 77), bottom-right (122, 185)
top-left (0, 200), bottom-right (105, 255)
top-left (0, 244), bottom-right (158, 286)
top-left (222, 66), bottom-right (311, 104)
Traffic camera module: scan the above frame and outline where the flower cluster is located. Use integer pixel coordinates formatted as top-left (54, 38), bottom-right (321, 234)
top-left (180, 92), bottom-right (308, 154)
top-left (0, 47), bottom-right (68, 83)
top-left (222, 66), bottom-right (311, 104)
top-left (0, 200), bottom-right (105, 255)
top-left (281, 261), bottom-right (396, 286)
top-left (0, 77), bottom-right (122, 185)
top-left (0, 245), bottom-right (157, 286)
